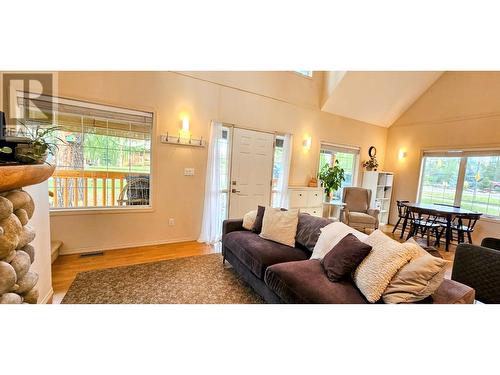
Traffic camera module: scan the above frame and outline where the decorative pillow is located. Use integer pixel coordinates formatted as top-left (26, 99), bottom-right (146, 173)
top-left (252, 206), bottom-right (287, 234)
top-left (353, 230), bottom-right (417, 303)
top-left (311, 222), bottom-right (368, 260)
top-left (321, 233), bottom-right (372, 282)
top-left (295, 213), bottom-right (333, 251)
top-left (259, 208), bottom-right (299, 247)
top-left (242, 210), bottom-right (258, 230)
top-left (252, 205), bottom-right (266, 233)
top-left (382, 238), bottom-right (449, 303)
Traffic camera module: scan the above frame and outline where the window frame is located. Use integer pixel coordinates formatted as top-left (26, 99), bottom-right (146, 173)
top-left (417, 148), bottom-right (500, 220)
top-left (318, 142), bottom-right (360, 198)
top-left (15, 93), bottom-right (156, 214)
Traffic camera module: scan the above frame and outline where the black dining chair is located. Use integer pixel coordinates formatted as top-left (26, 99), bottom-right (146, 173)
top-left (406, 206), bottom-right (442, 247)
top-left (445, 213), bottom-right (481, 245)
top-left (392, 200), bottom-right (409, 236)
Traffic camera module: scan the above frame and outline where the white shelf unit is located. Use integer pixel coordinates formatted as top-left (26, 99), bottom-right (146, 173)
top-left (362, 171), bottom-right (394, 225)
top-left (287, 186), bottom-right (323, 217)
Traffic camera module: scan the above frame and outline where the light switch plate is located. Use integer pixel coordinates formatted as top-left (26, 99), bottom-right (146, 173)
top-left (184, 168), bottom-right (195, 176)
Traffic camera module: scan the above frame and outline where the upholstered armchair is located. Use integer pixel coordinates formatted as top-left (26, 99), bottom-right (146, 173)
top-left (341, 187), bottom-right (380, 232)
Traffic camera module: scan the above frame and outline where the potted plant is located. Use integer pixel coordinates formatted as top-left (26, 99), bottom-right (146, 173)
top-left (362, 156), bottom-right (379, 171)
top-left (318, 160), bottom-right (345, 202)
top-left (14, 124), bottom-right (62, 164)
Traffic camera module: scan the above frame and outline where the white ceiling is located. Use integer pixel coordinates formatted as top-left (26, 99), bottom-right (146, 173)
top-left (321, 71), bottom-right (444, 127)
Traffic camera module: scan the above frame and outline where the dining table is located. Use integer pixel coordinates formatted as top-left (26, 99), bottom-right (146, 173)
top-left (401, 202), bottom-right (482, 252)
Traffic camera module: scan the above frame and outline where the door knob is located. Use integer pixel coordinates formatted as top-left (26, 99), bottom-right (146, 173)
top-left (231, 189), bottom-right (240, 193)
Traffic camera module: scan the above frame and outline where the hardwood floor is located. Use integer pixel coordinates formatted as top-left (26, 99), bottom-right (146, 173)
top-left (51, 241), bottom-right (219, 304)
top-left (51, 225), bottom-right (456, 304)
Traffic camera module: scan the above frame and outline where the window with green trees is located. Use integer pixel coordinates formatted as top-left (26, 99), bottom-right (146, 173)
top-left (318, 144), bottom-right (359, 199)
top-left (418, 151), bottom-right (500, 218)
top-left (17, 94), bottom-right (153, 209)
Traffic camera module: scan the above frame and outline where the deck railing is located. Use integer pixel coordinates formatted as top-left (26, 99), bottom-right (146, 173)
top-left (49, 169), bottom-right (149, 208)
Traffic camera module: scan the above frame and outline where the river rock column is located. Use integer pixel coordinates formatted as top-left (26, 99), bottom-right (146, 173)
top-left (0, 190), bottom-right (38, 304)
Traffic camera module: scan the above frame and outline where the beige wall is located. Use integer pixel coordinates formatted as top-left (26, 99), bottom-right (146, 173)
top-left (385, 71), bottom-right (500, 242)
top-left (51, 71), bottom-right (387, 253)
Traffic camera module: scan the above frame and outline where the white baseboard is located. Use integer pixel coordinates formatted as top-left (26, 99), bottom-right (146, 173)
top-left (59, 237), bottom-right (198, 255)
top-left (39, 288), bottom-right (54, 304)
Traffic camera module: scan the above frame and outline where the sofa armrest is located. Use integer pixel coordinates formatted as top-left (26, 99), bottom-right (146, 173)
top-left (367, 208), bottom-right (380, 228)
top-left (430, 279), bottom-right (475, 304)
top-left (222, 219), bottom-right (244, 237)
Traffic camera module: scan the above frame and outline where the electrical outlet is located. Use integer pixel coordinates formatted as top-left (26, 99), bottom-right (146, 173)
top-left (184, 168), bottom-right (195, 176)
top-left (168, 218), bottom-right (175, 226)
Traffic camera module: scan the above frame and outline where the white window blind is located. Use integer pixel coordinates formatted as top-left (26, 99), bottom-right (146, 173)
top-left (16, 93), bottom-right (153, 209)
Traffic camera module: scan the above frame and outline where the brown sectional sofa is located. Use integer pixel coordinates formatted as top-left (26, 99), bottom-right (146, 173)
top-left (222, 215), bottom-right (475, 304)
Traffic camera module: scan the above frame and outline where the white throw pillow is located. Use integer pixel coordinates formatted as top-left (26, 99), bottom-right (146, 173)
top-left (242, 209), bottom-right (258, 230)
top-left (353, 230), bottom-right (418, 303)
top-left (310, 222), bottom-right (368, 260)
top-left (259, 208), bottom-right (299, 247)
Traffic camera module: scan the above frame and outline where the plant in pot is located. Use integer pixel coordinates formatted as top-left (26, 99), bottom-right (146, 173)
top-left (362, 156), bottom-right (379, 171)
top-left (15, 124), bottom-right (62, 164)
top-left (318, 160), bottom-right (345, 202)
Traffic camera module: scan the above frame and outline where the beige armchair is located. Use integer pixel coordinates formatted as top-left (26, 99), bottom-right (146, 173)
top-left (342, 187), bottom-right (380, 232)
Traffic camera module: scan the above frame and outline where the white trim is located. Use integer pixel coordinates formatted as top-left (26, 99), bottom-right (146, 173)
top-left (50, 206), bottom-right (155, 216)
top-left (59, 237), bottom-right (197, 255)
top-left (39, 288), bottom-right (54, 304)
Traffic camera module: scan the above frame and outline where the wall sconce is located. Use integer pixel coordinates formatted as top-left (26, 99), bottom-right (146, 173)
top-left (180, 114), bottom-right (190, 139)
top-left (302, 135), bottom-right (312, 151)
top-left (160, 112), bottom-right (206, 147)
top-left (398, 148), bottom-right (407, 160)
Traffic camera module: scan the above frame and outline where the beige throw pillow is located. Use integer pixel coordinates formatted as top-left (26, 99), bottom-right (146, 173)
top-left (353, 230), bottom-right (417, 303)
top-left (242, 210), bottom-right (258, 230)
top-left (259, 208), bottom-right (299, 247)
top-left (382, 240), bottom-right (448, 304)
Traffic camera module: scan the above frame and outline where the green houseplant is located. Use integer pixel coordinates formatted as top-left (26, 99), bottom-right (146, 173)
top-left (318, 160), bottom-right (345, 201)
top-left (14, 124), bottom-right (62, 164)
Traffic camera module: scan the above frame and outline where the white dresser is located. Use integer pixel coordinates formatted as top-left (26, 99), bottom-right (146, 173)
top-left (287, 186), bottom-right (323, 217)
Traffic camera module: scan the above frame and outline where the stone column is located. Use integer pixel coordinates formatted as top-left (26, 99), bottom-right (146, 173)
top-left (0, 190), bottom-right (38, 304)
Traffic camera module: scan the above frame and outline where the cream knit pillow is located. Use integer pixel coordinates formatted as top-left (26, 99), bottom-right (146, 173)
top-left (259, 208), bottom-right (299, 247)
top-left (242, 210), bottom-right (258, 230)
top-left (353, 230), bottom-right (417, 303)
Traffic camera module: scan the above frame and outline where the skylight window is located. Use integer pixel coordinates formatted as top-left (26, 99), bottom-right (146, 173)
top-left (295, 71), bottom-right (313, 77)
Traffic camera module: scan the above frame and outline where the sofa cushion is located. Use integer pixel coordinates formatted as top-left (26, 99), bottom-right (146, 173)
top-left (353, 230), bottom-right (417, 303)
top-left (242, 210), bottom-right (258, 230)
top-left (295, 213), bottom-right (333, 251)
top-left (265, 259), bottom-right (367, 303)
top-left (348, 212), bottom-right (377, 224)
top-left (311, 222), bottom-right (368, 260)
top-left (224, 231), bottom-right (309, 279)
top-left (252, 205), bottom-right (266, 233)
top-left (321, 233), bottom-right (372, 282)
top-left (260, 208), bottom-right (299, 247)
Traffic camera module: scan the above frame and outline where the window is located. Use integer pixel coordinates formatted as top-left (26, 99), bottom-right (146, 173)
top-left (318, 143), bottom-right (360, 199)
top-left (271, 136), bottom-right (284, 207)
top-left (295, 71), bottom-right (313, 77)
top-left (418, 150), bottom-right (500, 219)
top-left (219, 127), bottom-right (231, 222)
top-left (17, 94), bottom-right (153, 210)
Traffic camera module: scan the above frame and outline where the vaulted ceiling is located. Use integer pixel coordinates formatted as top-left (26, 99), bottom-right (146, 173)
top-left (321, 71), bottom-right (444, 127)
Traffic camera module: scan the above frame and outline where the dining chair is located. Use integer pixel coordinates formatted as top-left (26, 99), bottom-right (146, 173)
top-left (392, 200), bottom-right (409, 235)
top-left (406, 206), bottom-right (442, 247)
top-left (447, 213), bottom-right (481, 245)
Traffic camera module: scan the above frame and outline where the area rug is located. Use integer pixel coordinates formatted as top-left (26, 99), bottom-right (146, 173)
top-left (61, 253), bottom-right (264, 304)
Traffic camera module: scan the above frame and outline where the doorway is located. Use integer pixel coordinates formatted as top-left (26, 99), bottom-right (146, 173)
top-left (228, 128), bottom-right (274, 218)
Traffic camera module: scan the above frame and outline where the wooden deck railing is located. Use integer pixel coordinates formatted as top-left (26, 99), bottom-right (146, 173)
top-left (49, 170), bottom-right (149, 208)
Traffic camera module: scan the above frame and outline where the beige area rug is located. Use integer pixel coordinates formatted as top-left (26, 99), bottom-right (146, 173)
top-left (62, 253), bottom-right (264, 304)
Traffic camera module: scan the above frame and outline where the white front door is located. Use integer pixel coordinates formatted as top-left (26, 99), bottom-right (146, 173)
top-left (229, 128), bottom-right (274, 218)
